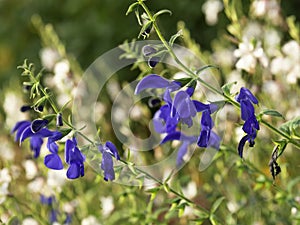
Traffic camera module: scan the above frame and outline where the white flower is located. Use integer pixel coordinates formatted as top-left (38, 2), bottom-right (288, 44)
top-left (81, 215), bottom-right (101, 225)
top-left (100, 196), bottom-right (114, 217)
top-left (3, 92), bottom-right (27, 128)
top-left (271, 40), bottom-right (300, 84)
top-left (234, 38), bottom-right (268, 73)
top-left (40, 47), bottom-right (60, 70)
top-left (251, 0), bottom-right (282, 25)
top-left (182, 181), bottom-right (197, 199)
top-left (53, 60), bottom-right (73, 92)
top-left (0, 138), bottom-right (15, 161)
top-left (22, 160), bottom-right (38, 180)
top-left (22, 218), bottom-right (39, 225)
top-left (47, 169), bottom-right (67, 191)
top-left (27, 177), bottom-right (45, 193)
top-left (202, 0), bottom-right (223, 26)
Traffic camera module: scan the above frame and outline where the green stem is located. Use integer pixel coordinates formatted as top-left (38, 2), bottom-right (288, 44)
top-left (260, 119), bottom-right (300, 148)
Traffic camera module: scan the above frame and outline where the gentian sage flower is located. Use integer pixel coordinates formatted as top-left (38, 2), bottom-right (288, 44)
top-left (65, 138), bottom-right (85, 179)
top-left (12, 120), bottom-right (53, 158)
top-left (44, 131), bottom-right (64, 170)
top-left (236, 87), bottom-right (260, 157)
top-left (99, 141), bottom-right (120, 181)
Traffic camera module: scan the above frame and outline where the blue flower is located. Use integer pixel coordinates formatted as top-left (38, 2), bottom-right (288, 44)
top-left (98, 141), bottom-right (120, 181)
top-left (236, 87), bottom-right (260, 158)
top-left (162, 130), bottom-right (220, 167)
top-left (12, 120), bottom-right (53, 158)
top-left (135, 74), bottom-right (181, 95)
top-left (65, 138), bottom-right (85, 179)
top-left (44, 131), bottom-right (64, 170)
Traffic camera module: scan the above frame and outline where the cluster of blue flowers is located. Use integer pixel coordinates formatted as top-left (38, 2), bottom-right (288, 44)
top-left (236, 87), bottom-right (260, 158)
top-left (135, 74), bottom-right (221, 166)
top-left (12, 117), bottom-right (120, 181)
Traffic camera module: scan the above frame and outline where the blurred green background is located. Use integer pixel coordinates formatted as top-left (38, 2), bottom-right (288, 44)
top-left (1, 0), bottom-right (299, 88)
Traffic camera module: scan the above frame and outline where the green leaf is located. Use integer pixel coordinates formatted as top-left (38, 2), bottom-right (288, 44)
top-left (126, 2), bottom-right (139, 16)
top-left (163, 182), bottom-right (170, 193)
top-left (128, 163), bottom-right (138, 175)
top-left (138, 21), bottom-right (153, 39)
top-left (153, 9), bottom-right (172, 20)
top-left (209, 214), bottom-right (219, 225)
top-left (221, 81), bottom-right (237, 96)
top-left (287, 16), bottom-right (300, 42)
top-left (135, 9), bottom-right (142, 26)
top-left (279, 116), bottom-right (300, 135)
top-left (260, 109), bottom-right (285, 119)
top-left (210, 196), bottom-right (225, 214)
top-left (195, 65), bottom-right (219, 75)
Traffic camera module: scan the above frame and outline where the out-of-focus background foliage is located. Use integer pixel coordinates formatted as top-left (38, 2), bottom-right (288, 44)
top-left (0, 0), bottom-right (300, 224)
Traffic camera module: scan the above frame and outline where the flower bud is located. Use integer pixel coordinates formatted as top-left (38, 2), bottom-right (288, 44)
top-left (56, 113), bottom-right (63, 127)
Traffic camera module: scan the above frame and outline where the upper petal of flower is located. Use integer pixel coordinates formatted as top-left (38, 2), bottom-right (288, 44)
top-left (66, 163), bottom-right (80, 179)
top-left (135, 74), bottom-right (171, 94)
top-left (105, 141), bottom-right (120, 160)
top-left (238, 135), bottom-right (249, 158)
top-left (30, 136), bottom-right (44, 158)
top-left (31, 119), bottom-right (49, 133)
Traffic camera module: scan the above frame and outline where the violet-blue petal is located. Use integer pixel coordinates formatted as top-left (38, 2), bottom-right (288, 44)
top-left (201, 111), bottom-right (213, 128)
top-left (207, 131), bottom-right (221, 149)
top-left (142, 45), bottom-right (156, 57)
top-left (135, 74), bottom-right (171, 94)
top-left (13, 121), bottom-right (31, 142)
top-left (240, 100), bottom-right (255, 121)
top-left (101, 151), bottom-right (115, 181)
top-left (176, 141), bottom-right (189, 167)
top-left (172, 91), bottom-right (197, 118)
top-left (67, 163), bottom-right (80, 179)
top-left (148, 56), bottom-right (160, 68)
top-left (241, 87), bottom-right (258, 104)
top-left (238, 135), bottom-right (249, 158)
top-left (186, 86), bottom-right (195, 97)
top-left (197, 127), bottom-right (211, 148)
top-left (192, 100), bottom-right (209, 112)
top-left (30, 137), bottom-right (43, 158)
top-left (44, 153), bottom-right (63, 170)
top-left (105, 141), bottom-right (120, 160)
top-left (31, 119), bottom-right (48, 133)
top-left (65, 139), bottom-right (74, 163)
top-left (161, 131), bottom-right (182, 144)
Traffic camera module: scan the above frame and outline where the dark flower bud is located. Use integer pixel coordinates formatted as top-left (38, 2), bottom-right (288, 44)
top-left (142, 45), bottom-right (157, 57)
top-left (148, 97), bottom-right (161, 108)
top-left (31, 119), bottom-right (48, 133)
top-left (23, 84), bottom-right (31, 92)
top-left (20, 105), bottom-right (31, 112)
top-left (34, 105), bottom-right (44, 113)
top-left (148, 56), bottom-right (160, 68)
top-left (141, 23), bottom-right (153, 38)
top-left (56, 113), bottom-right (63, 127)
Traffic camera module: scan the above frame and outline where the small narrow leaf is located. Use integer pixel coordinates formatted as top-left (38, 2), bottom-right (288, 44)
top-left (126, 2), bottom-right (139, 16)
top-left (260, 109), bottom-right (285, 119)
top-left (211, 196), bottom-right (225, 214)
top-left (153, 9), bottom-right (172, 20)
top-left (169, 29), bottom-right (183, 46)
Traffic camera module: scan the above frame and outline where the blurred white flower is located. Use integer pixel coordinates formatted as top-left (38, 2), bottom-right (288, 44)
top-left (234, 38), bottom-right (268, 73)
top-left (271, 40), bottom-right (300, 84)
top-left (0, 168), bottom-right (11, 204)
top-left (53, 60), bottom-right (73, 92)
top-left (182, 181), bottom-right (197, 199)
top-left (264, 28), bottom-right (281, 56)
top-left (27, 177), bottom-right (45, 193)
top-left (47, 169), bottom-right (67, 191)
top-left (22, 218), bottom-right (39, 225)
top-left (251, 0), bottom-right (282, 25)
top-left (81, 215), bottom-right (102, 225)
top-left (202, 0), bottom-right (223, 26)
top-left (243, 22), bottom-right (263, 40)
top-left (22, 160), bottom-right (38, 180)
top-left (3, 92), bottom-right (27, 128)
top-left (40, 47), bottom-right (60, 70)
top-left (0, 138), bottom-right (15, 161)
top-left (100, 196), bottom-right (114, 217)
